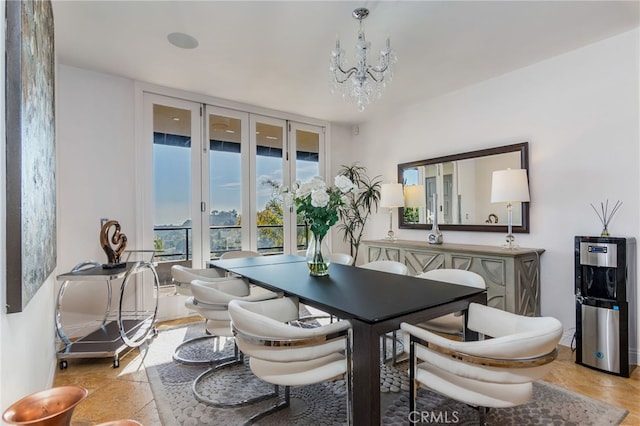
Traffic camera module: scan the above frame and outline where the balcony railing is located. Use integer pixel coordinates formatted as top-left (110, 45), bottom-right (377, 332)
top-left (153, 224), bottom-right (309, 262)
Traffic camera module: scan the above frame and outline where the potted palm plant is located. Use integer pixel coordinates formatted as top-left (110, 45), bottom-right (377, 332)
top-left (337, 164), bottom-right (382, 264)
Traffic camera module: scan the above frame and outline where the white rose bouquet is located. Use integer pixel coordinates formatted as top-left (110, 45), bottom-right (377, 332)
top-left (283, 175), bottom-right (357, 238)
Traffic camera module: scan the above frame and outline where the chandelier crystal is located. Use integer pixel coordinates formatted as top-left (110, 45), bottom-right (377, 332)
top-left (330, 8), bottom-right (397, 111)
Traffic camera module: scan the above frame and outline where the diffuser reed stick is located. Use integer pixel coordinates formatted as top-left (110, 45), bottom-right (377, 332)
top-left (590, 199), bottom-right (622, 237)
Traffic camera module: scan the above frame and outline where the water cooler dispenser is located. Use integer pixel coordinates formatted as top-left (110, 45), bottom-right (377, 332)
top-left (575, 236), bottom-right (636, 377)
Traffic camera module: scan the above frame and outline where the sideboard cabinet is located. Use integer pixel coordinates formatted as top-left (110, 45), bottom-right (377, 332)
top-left (363, 239), bottom-right (544, 316)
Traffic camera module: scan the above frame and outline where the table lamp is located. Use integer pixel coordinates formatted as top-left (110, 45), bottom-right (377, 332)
top-left (491, 168), bottom-right (530, 249)
top-left (380, 183), bottom-right (404, 240)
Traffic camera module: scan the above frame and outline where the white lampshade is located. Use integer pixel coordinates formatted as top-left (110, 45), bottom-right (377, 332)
top-left (380, 183), bottom-right (405, 208)
top-left (404, 185), bottom-right (426, 208)
top-left (491, 169), bottom-right (530, 203)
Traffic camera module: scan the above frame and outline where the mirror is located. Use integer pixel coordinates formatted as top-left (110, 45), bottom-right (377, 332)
top-left (398, 142), bottom-right (529, 233)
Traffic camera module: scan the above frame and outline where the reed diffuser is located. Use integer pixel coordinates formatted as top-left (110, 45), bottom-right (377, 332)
top-left (590, 200), bottom-right (622, 237)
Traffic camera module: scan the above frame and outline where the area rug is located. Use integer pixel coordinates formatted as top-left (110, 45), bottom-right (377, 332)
top-left (144, 323), bottom-right (628, 425)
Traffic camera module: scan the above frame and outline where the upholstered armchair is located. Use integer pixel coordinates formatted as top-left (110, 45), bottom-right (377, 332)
top-left (330, 252), bottom-right (354, 266)
top-left (359, 260), bottom-right (408, 362)
top-left (359, 260), bottom-right (408, 275)
top-left (171, 250), bottom-right (262, 365)
top-left (228, 296), bottom-right (352, 425)
top-left (188, 279), bottom-right (280, 405)
top-left (414, 269), bottom-right (486, 335)
top-left (401, 302), bottom-right (562, 424)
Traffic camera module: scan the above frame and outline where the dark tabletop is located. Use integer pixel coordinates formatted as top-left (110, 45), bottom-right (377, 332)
top-left (209, 254), bottom-right (305, 269)
top-left (214, 258), bottom-right (486, 324)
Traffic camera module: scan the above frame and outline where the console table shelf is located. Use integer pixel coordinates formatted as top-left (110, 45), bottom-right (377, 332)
top-left (363, 240), bottom-right (544, 316)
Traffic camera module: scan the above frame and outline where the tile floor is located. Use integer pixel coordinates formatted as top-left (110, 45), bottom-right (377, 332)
top-left (52, 318), bottom-right (640, 425)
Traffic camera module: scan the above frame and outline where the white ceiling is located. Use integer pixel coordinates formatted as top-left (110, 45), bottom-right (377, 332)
top-left (52, 1), bottom-right (640, 125)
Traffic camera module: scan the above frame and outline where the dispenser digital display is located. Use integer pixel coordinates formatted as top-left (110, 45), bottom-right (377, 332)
top-left (588, 245), bottom-right (607, 253)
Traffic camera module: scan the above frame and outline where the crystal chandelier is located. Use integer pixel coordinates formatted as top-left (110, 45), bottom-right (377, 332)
top-left (330, 7), bottom-right (396, 111)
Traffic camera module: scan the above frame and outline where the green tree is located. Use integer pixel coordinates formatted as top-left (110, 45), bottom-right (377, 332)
top-left (153, 236), bottom-right (164, 252)
top-left (257, 198), bottom-right (284, 249)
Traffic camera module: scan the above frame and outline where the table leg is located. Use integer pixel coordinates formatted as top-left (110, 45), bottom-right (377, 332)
top-left (351, 319), bottom-right (380, 426)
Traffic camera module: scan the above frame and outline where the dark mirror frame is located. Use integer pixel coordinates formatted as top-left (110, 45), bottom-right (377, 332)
top-left (398, 142), bottom-right (530, 233)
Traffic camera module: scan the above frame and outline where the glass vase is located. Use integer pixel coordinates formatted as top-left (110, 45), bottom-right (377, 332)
top-left (306, 232), bottom-right (332, 276)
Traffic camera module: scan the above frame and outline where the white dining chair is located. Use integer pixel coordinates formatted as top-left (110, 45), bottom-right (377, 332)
top-left (330, 252), bottom-right (354, 266)
top-left (219, 250), bottom-right (261, 260)
top-left (401, 302), bottom-right (562, 424)
top-left (358, 260), bottom-right (408, 362)
top-left (359, 260), bottom-right (408, 275)
top-left (228, 296), bottom-right (352, 425)
top-left (171, 250), bottom-right (262, 365)
top-left (414, 269), bottom-right (486, 335)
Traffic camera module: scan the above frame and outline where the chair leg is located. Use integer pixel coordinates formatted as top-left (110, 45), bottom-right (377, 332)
top-left (172, 334), bottom-right (227, 366)
top-left (173, 319), bottom-right (235, 366)
top-left (243, 386), bottom-right (290, 426)
top-left (381, 331), bottom-right (400, 364)
top-left (192, 345), bottom-right (277, 407)
top-left (392, 331), bottom-right (398, 364)
top-left (478, 406), bottom-right (488, 425)
top-left (409, 340), bottom-right (416, 415)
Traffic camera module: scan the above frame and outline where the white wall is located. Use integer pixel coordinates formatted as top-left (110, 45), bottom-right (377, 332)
top-left (0, 4), bottom-right (58, 412)
top-left (58, 65), bottom-right (136, 274)
top-left (354, 29), bottom-right (640, 355)
top-left (329, 123), bottom-right (358, 259)
top-left (55, 66), bottom-right (138, 332)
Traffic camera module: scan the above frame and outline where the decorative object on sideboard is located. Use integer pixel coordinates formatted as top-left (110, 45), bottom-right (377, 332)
top-left (590, 200), bottom-right (622, 237)
top-left (329, 7), bottom-right (396, 111)
top-left (491, 168), bottom-right (530, 249)
top-left (380, 183), bottom-right (405, 241)
top-left (428, 193), bottom-right (443, 245)
top-left (100, 220), bottom-right (128, 269)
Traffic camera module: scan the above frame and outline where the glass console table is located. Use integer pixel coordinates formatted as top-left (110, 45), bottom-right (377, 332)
top-left (55, 257), bottom-right (159, 369)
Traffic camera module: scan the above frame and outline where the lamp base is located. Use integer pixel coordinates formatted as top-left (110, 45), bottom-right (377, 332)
top-left (501, 234), bottom-right (519, 249)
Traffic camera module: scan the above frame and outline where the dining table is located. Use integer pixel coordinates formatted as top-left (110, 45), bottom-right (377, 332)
top-left (210, 254), bottom-right (487, 425)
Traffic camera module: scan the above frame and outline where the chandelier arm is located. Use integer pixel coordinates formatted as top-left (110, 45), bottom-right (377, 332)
top-left (365, 69), bottom-right (384, 82)
top-left (334, 66), bottom-right (358, 83)
top-left (369, 57), bottom-right (391, 74)
top-left (337, 65), bottom-right (358, 75)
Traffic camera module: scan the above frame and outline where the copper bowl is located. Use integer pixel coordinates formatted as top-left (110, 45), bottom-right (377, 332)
top-left (2, 386), bottom-right (88, 426)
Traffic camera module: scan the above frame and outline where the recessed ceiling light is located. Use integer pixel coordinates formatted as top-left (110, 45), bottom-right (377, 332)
top-left (167, 32), bottom-right (199, 49)
top-left (225, 130), bottom-right (235, 134)
top-left (265, 136), bottom-right (278, 140)
top-left (172, 117), bottom-right (180, 121)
